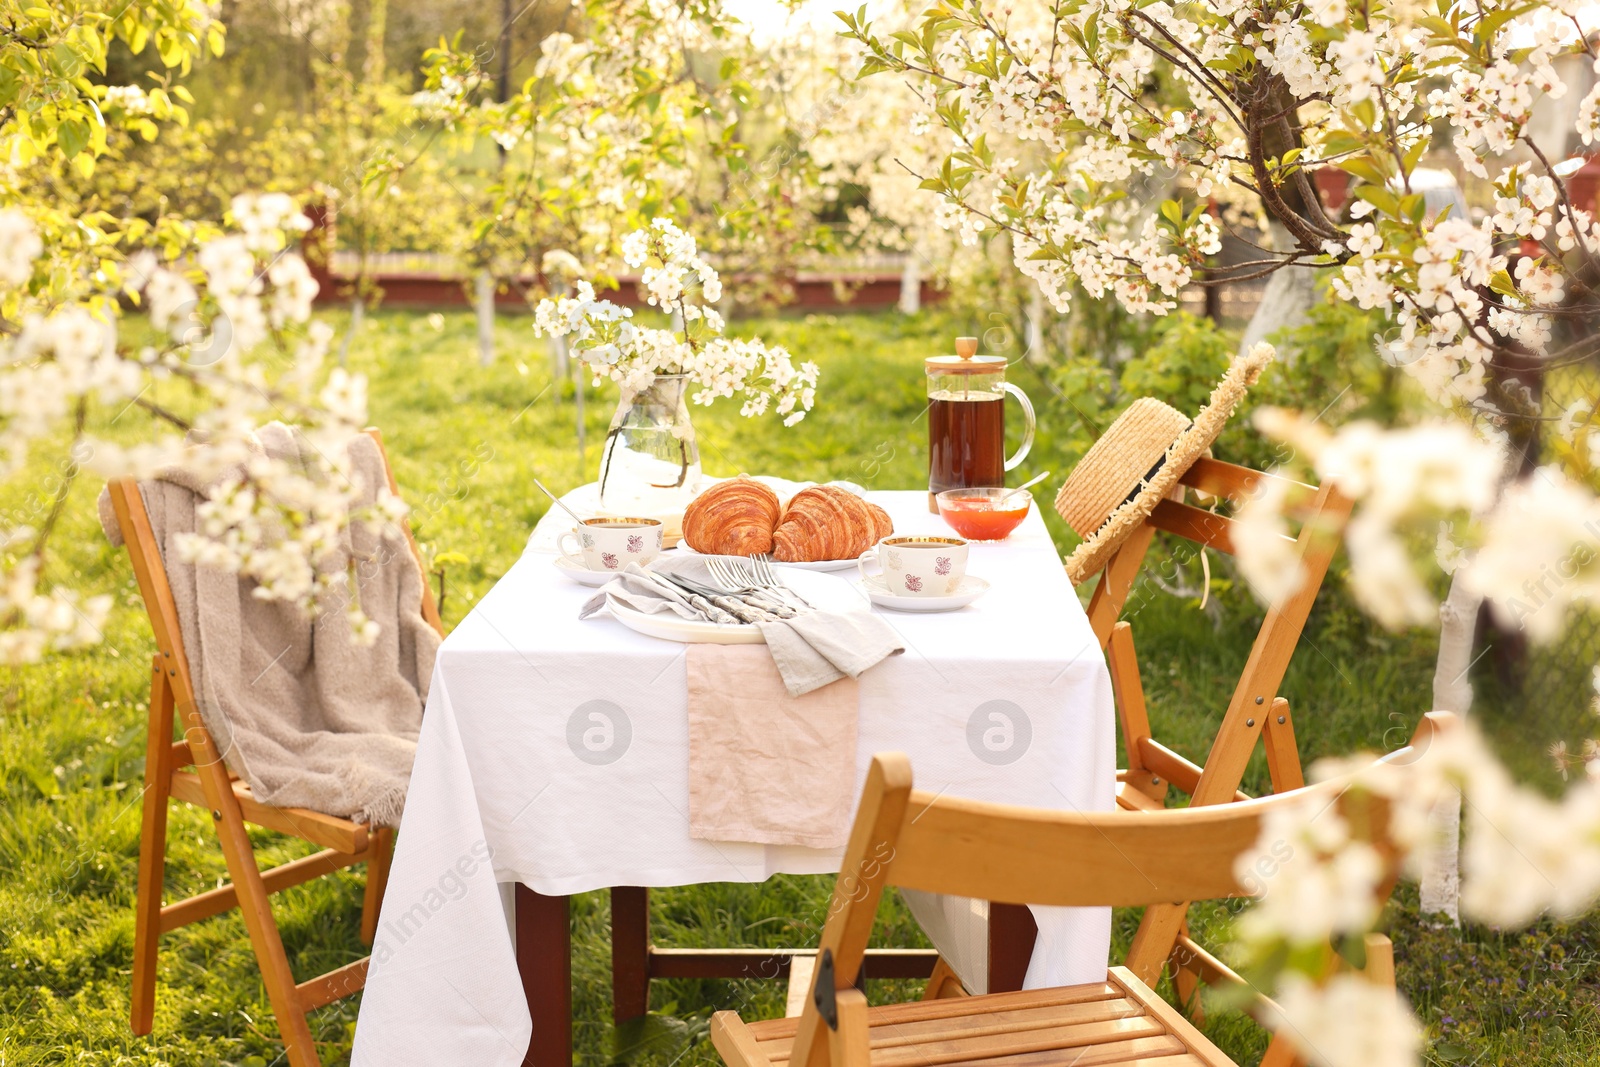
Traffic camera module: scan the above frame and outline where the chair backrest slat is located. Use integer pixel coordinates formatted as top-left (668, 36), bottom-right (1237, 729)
top-left (1147, 499), bottom-right (1238, 556)
top-left (885, 790), bottom-right (1274, 906)
top-left (787, 714), bottom-right (1454, 1067)
top-left (107, 480), bottom-right (198, 708)
top-left (1179, 456), bottom-right (1315, 502)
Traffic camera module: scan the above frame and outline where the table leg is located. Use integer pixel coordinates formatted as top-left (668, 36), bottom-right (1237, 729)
top-left (611, 887), bottom-right (651, 1023)
top-left (987, 902), bottom-right (1038, 993)
top-left (515, 884), bottom-right (571, 1067)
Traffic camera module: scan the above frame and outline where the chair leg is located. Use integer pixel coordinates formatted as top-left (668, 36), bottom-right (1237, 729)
top-left (1108, 623), bottom-right (1167, 804)
top-left (1260, 1034), bottom-right (1308, 1067)
top-left (360, 825), bottom-right (394, 947)
top-left (193, 747), bottom-right (321, 1067)
top-left (920, 956), bottom-right (968, 1000)
top-left (131, 663), bottom-right (175, 1035)
top-left (1124, 902), bottom-right (1189, 988)
top-left (1262, 697), bottom-right (1305, 793)
top-left (1363, 932), bottom-right (1396, 988)
top-left (1172, 920), bottom-right (1204, 1024)
top-left (828, 988), bottom-right (871, 1067)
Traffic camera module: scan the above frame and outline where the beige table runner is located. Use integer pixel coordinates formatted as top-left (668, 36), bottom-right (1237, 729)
top-left (685, 644), bottom-right (858, 849)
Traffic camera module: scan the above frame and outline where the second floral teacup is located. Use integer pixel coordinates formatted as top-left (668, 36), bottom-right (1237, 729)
top-left (858, 535), bottom-right (969, 596)
top-left (559, 517), bottom-right (664, 572)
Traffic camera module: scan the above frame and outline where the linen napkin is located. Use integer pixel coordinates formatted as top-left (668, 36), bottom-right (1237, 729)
top-left (578, 556), bottom-right (904, 696)
top-left (684, 644), bottom-right (858, 848)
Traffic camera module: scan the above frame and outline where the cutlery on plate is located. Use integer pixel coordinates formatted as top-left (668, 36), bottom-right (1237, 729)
top-left (658, 570), bottom-right (792, 623)
top-left (636, 569), bottom-right (740, 625)
top-left (710, 555), bottom-right (814, 612)
top-left (750, 554), bottom-right (815, 609)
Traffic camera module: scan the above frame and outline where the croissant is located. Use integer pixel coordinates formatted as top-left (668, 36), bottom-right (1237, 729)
top-left (683, 476), bottom-right (782, 556)
top-left (772, 485), bottom-right (894, 562)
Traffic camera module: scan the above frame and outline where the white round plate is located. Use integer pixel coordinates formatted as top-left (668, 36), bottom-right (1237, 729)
top-left (554, 555), bottom-right (646, 588)
top-left (607, 568), bottom-right (866, 644)
top-left (861, 573), bottom-right (990, 612)
top-left (674, 542), bottom-right (860, 572)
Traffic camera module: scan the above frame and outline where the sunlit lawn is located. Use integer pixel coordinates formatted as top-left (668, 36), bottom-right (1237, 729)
top-left (0, 307), bottom-right (1595, 1065)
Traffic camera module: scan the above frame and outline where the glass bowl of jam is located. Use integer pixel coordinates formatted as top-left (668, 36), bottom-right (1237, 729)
top-left (936, 487), bottom-right (1031, 542)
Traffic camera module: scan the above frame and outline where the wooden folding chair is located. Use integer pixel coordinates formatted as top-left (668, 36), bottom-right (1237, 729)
top-left (1078, 457), bottom-right (1352, 1010)
top-left (1084, 457), bottom-right (1352, 816)
top-left (711, 713), bottom-right (1449, 1067)
top-left (109, 428), bottom-right (442, 1067)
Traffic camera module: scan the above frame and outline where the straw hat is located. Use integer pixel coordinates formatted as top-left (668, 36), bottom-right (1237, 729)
top-left (1057, 344), bottom-right (1276, 584)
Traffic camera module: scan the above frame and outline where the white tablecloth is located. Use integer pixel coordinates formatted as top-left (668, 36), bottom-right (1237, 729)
top-left (352, 490), bottom-right (1114, 1066)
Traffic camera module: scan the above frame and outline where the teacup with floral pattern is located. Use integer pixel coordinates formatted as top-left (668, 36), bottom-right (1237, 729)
top-left (559, 517), bottom-right (663, 572)
top-left (858, 535), bottom-right (968, 596)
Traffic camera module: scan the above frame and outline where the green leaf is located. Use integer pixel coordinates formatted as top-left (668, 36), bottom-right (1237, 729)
top-left (1159, 199), bottom-right (1184, 226)
top-left (1353, 185), bottom-right (1402, 218)
top-left (1402, 136), bottom-right (1429, 177)
top-left (58, 118), bottom-right (90, 159)
top-left (1338, 155), bottom-right (1387, 185)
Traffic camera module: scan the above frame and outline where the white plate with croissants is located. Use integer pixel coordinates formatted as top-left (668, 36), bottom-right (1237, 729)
top-left (679, 477), bottom-right (893, 571)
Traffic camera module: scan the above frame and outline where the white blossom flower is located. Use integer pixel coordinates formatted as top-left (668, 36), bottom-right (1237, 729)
top-left (0, 210), bottom-right (42, 289)
top-left (1267, 973), bottom-right (1422, 1067)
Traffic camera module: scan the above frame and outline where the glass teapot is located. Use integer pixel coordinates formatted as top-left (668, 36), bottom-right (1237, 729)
top-left (926, 337), bottom-right (1036, 511)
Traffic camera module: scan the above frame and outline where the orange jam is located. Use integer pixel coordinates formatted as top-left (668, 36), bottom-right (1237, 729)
top-left (937, 495), bottom-right (1029, 541)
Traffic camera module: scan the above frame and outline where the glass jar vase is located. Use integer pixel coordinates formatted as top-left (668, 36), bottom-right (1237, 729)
top-left (598, 373), bottom-right (702, 514)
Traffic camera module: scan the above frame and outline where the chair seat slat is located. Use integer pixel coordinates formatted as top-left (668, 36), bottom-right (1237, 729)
top-left (762, 996), bottom-right (1145, 1056)
top-left (748, 982), bottom-right (1121, 1042)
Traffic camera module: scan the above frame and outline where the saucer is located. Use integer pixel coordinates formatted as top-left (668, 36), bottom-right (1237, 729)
top-left (554, 555), bottom-right (646, 587)
top-left (860, 573), bottom-right (989, 612)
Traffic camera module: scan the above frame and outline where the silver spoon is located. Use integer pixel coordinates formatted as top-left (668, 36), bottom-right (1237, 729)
top-left (1001, 470), bottom-right (1051, 509)
top-left (533, 477), bottom-right (587, 526)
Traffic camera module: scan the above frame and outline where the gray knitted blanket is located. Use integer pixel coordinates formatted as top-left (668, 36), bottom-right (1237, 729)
top-left (100, 424), bottom-right (439, 826)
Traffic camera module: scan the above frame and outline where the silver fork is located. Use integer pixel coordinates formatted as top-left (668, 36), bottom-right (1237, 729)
top-left (707, 555), bottom-right (812, 612)
top-left (751, 553), bottom-right (814, 609)
top-left (704, 556), bottom-right (753, 593)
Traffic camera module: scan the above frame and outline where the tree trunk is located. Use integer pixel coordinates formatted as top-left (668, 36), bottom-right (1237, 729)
top-left (899, 255), bottom-right (922, 315)
top-left (476, 272), bottom-right (496, 367)
top-left (338, 296), bottom-right (365, 367)
top-left (1237, 222), bottom-right (1318, 357)
top-left (549, 279), bottom-right (570, 380)
top-left (1420, 568), bottom-right (1482, 923)
top-left (574, 358), bottom-right (586, 468)
top-left (1025, 285), bottom-right (1047, 363)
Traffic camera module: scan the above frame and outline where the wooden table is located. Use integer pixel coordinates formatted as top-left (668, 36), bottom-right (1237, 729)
top-left (514, 885), bottom-right (1039, 1066)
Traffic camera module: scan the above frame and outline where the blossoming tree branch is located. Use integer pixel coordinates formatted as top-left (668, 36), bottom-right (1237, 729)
top-left (1, 1), bottom-right (401, 656)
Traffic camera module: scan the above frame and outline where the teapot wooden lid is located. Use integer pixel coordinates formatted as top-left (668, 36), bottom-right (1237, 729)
top-left (927, 336), bottom-right (1004, 374)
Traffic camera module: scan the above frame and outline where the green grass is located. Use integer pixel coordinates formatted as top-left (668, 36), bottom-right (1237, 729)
top-left (0, 307), bottom-right (1595, 1065)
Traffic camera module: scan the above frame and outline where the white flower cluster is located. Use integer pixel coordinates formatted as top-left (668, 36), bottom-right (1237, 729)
top-left (1240, 413), bottom-right (1503, 629)
top-left (155, 197), bottom-right (319, 361)
top-left (1237, 718), bottom-right (1600, 1067)
top-left (534, 220), bottom-right (819, 426)
top-left (1267, 973), bottom-right (1423, 1067)
top-left (0, 208), bottom-right (42, 289)
top-left (0, 197), bottom-right (382, 655)
top-left (175, 439), bottom-right (403, 641)
top-left (0, 547), bottom-right (112, 665)
top-left (102, 84), bottom-right (153, 115)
